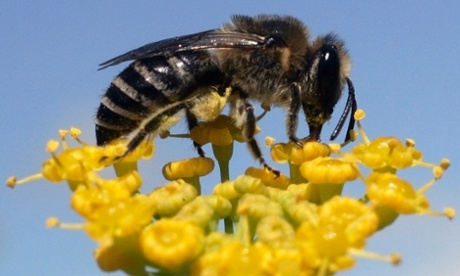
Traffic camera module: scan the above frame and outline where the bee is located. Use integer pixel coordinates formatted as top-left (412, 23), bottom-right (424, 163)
top-left (95, 14), bottom-right (357, 175)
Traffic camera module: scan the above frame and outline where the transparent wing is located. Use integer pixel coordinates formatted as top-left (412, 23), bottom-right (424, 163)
top-left (98, 29), bottom-right (266, 70)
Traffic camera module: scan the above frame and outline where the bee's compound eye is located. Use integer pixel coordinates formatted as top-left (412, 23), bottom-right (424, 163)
top-left (264, 35), bottom-right (287, 48)
top-left (320, 45), bottom-right (338, 62)
top-left (318, 45), bottom-right (340, 79)
top-left (316, 44), bottom-right (342, 114)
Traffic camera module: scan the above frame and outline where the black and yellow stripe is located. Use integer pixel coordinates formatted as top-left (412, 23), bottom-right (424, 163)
top-left (95, 51), bottom-right (220, 146)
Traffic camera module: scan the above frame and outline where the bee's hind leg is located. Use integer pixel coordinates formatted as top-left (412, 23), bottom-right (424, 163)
top-left (185, 109), bottom-right (206, 157)
top-left (231, 91), bottom-right (280, 177)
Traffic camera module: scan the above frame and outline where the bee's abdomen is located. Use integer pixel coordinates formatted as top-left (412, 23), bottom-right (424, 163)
top-left (95, 52), bottom-right (219, 145)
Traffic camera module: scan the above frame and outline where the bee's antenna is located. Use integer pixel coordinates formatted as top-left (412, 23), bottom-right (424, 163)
top-left (330, 77), bottom-right (357, 142)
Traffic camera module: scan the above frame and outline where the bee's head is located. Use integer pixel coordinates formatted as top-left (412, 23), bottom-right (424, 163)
top-left (309, 34), bottom-right (351, 113)
top-left (301, 34), bottom-right (355, 142)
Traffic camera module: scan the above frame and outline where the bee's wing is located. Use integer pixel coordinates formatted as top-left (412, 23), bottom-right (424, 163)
top-left (98, 29), bottom-right (266, 70)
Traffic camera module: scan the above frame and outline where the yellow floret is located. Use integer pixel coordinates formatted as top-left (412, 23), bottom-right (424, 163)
top-left (140, 219), bottom-right (205, 270)
top-left (162, 157), bottom-right (214, 180)
top-left (299, 157), bottom-right (359, 184)
top-left (148, 179), bottom-right (198, 217)
top-left (245, 167), bottom-right (290, 189)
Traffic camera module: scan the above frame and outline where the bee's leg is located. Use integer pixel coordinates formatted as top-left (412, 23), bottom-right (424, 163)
top-left (231, 93), bottom-right (280, 177)
top-left (301, 100), bottom-right (323, 142)
top-left (124, 101), bottom-right (192, 156)
top-left (185, 109), bottom-right (206, 157)
top-left (185, 84), bottom-right (231, 157)
top-left (287, 82), bottom-right (303, 147)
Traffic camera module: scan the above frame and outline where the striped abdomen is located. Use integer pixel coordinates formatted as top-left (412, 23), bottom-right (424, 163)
top-left (95, 51), bottom-right (221, 145)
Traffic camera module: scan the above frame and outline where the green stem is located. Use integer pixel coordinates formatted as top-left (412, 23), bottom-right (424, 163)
top-left (113, 161), bottom-right (138, 177)
top-left (184, 176), bottom-right (201, 195)
top-left (212, 143), bottom-right (233, 182)
top-left (289, 163), bottom-right (307, 184)
top-left (224, 217), bottom-right (234, 234)
top-left (308, 184), bottom-right (322, 204)
top-left (208, 220), bottom-right (219, 232)
top-left (375, 205), bottom-right (399, 231)
top-left (319, 183), bottom-right (344, 203)
top-left (235, 215), bottom-right (250, 246)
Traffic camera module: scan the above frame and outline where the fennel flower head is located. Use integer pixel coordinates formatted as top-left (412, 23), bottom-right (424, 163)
top-left (7, 110), bottom-right (454, 276)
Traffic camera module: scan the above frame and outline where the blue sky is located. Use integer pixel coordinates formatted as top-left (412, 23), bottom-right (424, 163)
top-left (1, 1), bottom-right (460, 275)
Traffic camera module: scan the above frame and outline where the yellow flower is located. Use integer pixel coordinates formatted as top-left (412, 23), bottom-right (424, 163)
top-left (7, 129), bottom-right (140, 189)
top-left (233, 175), bottom-right (268, 195)
top-left (117, 138), bottom-right (155, 162)
top-left (270, 141), bottom-right (331, 165)
top-left (71, 184), bottom-right (108, 219)
top-left (190, 115), bottom-right (245, 146)
top-left (41, 145), bottom-right (103, 183)
top-left (148, 179), bottom-right (198, 217)
top-left (212, 181), bottom-right (240, 200)
top-left (237, 194), bottom-right (283, 222)
top-left (83, 194), bottom-right (155, 240)
top-left (295, 197), bottom-right (379, 274)
top-left (352, 136), bottom-right (422, 171)
top-left (70, 171), bottom-right (142, 219)
top-left (140, 219), bottom-right (205, 270)
top-left (191, 240), bottom-right (273, 276)
top-left (277, 190), bottom-right (319, 225)
top-left (365, 172), bottom-right (452, 218)
top-left (297, 222), bottom-right (353, 274)
top-left (299, 156), bottom-right (359, 184)
top-left (162, 157), bottom-right (214, 181)
top-left (286, 183), bottom-right (313, 201)
top-left (295, 223), bottom-right (321, 269)
top-left (271, 247), bottom-right (313, 276)
top-left (94, 234), bottom-right (147, 275)
top-left (318, 196), bottom-right (378, 248)
top-left (174, 196), bottom-right (215, 228)
top-left (98, 170), bottom-right (142, 197)
top-left (256, 215), bottom-right (296, 248)
top-left (245, 167), bottom-right (290, 189)
top-left (202, 195), bottom-right (233, 220)
top-left (7, 109), bottom-right (455, 275)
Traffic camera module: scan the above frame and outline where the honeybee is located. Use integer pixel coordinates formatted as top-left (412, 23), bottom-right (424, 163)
top-left (95, 14), bottom-right (357, 175)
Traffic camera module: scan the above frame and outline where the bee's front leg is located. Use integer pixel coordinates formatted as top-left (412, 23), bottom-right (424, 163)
top-left (287, 82), bottom-right (303, 147)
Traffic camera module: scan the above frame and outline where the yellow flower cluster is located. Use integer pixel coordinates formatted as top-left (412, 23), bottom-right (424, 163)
top-left (6, 110), bottom-right (454, 276)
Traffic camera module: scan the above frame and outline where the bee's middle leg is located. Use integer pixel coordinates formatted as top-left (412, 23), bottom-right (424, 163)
top-left (231, 94), bottom-right (280, 177)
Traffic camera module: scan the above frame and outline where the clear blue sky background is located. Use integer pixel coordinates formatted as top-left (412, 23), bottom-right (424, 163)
top-left (1, 1), bottom-right (459, 275)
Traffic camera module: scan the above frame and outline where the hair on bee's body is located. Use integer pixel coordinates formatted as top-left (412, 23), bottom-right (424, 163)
top-left (95, 14), bottom-right (357, 175)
